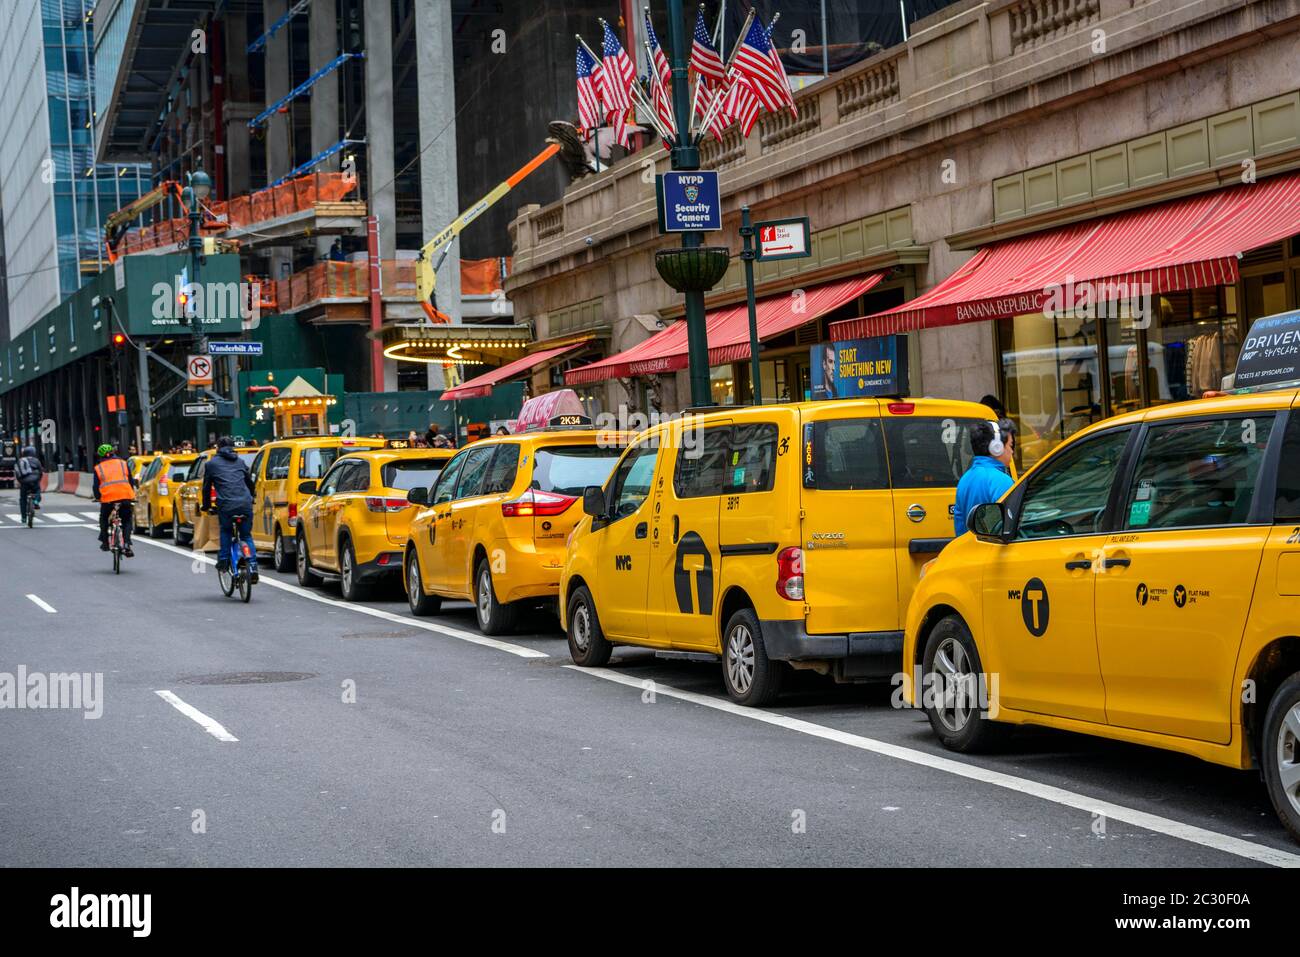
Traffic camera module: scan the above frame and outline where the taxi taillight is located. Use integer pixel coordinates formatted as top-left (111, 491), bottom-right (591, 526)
top-left (887, 402), bottom-right (915, 415)
top-left (501, 490), bottom-right (576, 517)
top-left (365, 497), bottom-right (410, 512)
top-left (776, 546), bottom-right (804, 601)
top-left (287, 502), bottom-right (298, 522)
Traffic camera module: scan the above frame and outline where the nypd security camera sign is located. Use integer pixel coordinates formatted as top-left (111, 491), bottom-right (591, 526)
top-left (657, 171), bottom-right (722, 233)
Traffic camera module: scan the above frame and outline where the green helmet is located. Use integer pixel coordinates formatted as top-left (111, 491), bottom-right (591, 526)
top-left (96, 443), bottom-right (114, 458)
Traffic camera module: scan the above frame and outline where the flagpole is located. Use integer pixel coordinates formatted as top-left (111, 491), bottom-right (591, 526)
top-left (685, 3), bottom-right (706, 141)
top-left (694, 8), bottom-right (754, 142)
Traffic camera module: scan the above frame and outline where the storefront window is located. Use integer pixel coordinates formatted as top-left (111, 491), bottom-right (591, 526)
top-left (710, 366), bottom-right (735, 405)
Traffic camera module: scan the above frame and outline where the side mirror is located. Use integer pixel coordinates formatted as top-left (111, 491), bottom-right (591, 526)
top-left (582, 485), bottom-right (607, 518)
top-left (969, 502), bottom-right (1009, 542)
top-left (297, 480), bottom-right (318, 495)
top-left (407, 486), bottom-right (428, 506)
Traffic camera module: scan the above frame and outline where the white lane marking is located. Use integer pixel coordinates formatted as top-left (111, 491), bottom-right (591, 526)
top-left (47, 512), bottom-right (80, 523)
top-left (25, 594), bottom-right (57, 614)
top-left (133, 537), bottom-right (548, 659)
top-left (5, 513), bottom-right (29, 523)
top-left (81, 511), bottom-right (101, 520)
top-left (155, 690), bottom-right (239, 742)
top-left (566, 665), bottom-right (1300, 869)
top-left (0, 523), bottom-right (95, 531)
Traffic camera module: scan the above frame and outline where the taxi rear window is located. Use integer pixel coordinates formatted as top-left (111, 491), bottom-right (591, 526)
top-left (530, 445), bottom-right (623, 496)
top-left (883, 417), bottom-right (985, 488)
top-left (382, 459), bottom-right (446, 492)
top-left (167, 465), bottom-right (191, 481)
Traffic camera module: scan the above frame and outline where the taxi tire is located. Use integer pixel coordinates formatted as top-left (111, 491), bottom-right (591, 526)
top-left (720, 608), bottom-right (785, 707)
top-left (406, 552), bottom-right (442, 616)
top-left (273, 530), bottom-right (293, 573)
top-left (921, 615), bottom-right (1008, 753)
top-left (295, 530), bottom-right (322, 588)
top-left (1261, 672), bottom-right (1300, 843)
top-left (172, 504), bottom-right (188, 545)
top-left (338, 538), bottom-right (369, 602)
top-left (566, 585), bottom-right (611, 667)
top-left (474, 560), bottom-right (517, 636)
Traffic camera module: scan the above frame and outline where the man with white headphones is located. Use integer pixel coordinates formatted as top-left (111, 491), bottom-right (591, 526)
top-left (954, 417), bottom-right (1017, 536)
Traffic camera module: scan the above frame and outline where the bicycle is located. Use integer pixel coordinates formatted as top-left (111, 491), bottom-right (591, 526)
top-left (107, 503), bottom-right (126, 574)
top-left (216, 512), bottom-right (255, 603)
top-left (19, 485), bottom-right (40, 527)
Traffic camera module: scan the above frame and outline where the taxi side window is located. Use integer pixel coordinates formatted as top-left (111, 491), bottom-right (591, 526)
top-left (674, 427), bottom-right (731, 498)
top-left (142, 459), bottom-right (161, 482)
top-left (456, 447), bottom-right (496, 498)
top-left (318, 463), bottom-right (347, 496)
top-left (1274, 414), bottom-right (1300, 521)
top-left (1122, 415), bottom-right (1273, 530)
top-left (884, 417), bottom-right (984, 488)
top-left (610, 442), bottom-right (658, 520)
top-left (804, 419), bottom-right (888, 490)
top-left (482, 445), bottom-right (520, 494)
top-left (432, 453), bottom-right (467, 505)
top-left (337, 461), bottom-right (370, 493)
top-left (1016, 428), bottom-right (1130, 539)
top-left (728, 423), bottom-right (778, 494)
top-left (266, 448), bottom-right (291, 480)
top-left (249, 450), bottom-right (266, 483)
top-left (300, 448), bottom-right (340, 480)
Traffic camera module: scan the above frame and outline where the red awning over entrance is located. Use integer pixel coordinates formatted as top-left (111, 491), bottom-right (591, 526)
top-left (565, 275), bottom-right (881, 385)
top-left (832, 171), bottom-right (1300, 340)
top-left (440, 339), bottom-right (591, 401)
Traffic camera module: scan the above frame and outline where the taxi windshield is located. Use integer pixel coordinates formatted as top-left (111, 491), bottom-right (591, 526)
top-left (382, 460), bottom-right (445, 491)
top-left (530, 445), bottom-right (623, 496)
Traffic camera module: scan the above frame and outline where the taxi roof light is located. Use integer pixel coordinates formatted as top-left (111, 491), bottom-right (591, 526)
top-left (887, 402), bottom-right (915, 415)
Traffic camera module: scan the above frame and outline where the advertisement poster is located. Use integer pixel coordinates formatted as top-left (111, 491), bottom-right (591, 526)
top-left (809, 336), bottom-right (909, 399)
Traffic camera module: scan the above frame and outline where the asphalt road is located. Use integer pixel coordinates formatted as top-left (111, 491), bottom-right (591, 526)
top-left (2, 490), bottom-right (1298, 867)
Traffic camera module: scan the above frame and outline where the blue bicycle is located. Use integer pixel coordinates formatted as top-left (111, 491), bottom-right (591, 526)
top-left (216, 513), bottom-right (255, 603)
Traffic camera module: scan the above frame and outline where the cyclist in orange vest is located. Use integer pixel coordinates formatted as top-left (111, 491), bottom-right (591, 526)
top-left (93, 443), bottom-right (137, 556)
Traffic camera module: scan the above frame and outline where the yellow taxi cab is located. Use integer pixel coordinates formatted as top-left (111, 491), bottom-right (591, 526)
top-left (294, 446), bottom-right (454, 600)
top-left (250, 436), bottom-right (386, 570)
top-left (404, 423), bottom-right (629, 633)
top-left (133, 453), bottom-right (198, 537)
top-left (561, 398), bottom-right (999, 705)
top-left (128, 453), bottom-right (159, 480)
top-left (171, 446), bottom-right (260, 545)
top-left (903, 387), bottom-right (1300, 842)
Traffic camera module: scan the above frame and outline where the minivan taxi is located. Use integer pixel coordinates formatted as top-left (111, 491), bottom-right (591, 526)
top-left (249, 437), bottom-right (386, 570)
top-left (560, 398), bottom-right (999, 705)
top-left (172, 445), bottom-right (260, 545)
top-left (903, 388), bottom-right (1300, 842)
top-left (295, 446), bottom-right (453, 600)
top-left (133, 453), bottom-right (197, 537)
top-left (404, 425), bottom-right (630, 633)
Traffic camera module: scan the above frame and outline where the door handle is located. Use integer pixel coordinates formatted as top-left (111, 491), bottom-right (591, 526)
top-left (635, 522), bottom-right (647, 539)
top-left (1103, 556), bottom-right (1131, 569)
top-left (672, 515), bottom-right (680, 544)
top-left (1064, 559), bottom-right (1093, 571)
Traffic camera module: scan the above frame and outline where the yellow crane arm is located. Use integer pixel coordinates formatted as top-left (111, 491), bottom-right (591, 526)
top-left (415, 143), bottom-right (560, 304)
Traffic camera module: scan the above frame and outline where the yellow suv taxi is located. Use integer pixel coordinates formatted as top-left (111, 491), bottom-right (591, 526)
top-left (249, 436), bottom-right (386, 570)
top-left (133, 453), bottom-right (197, 537)
top-left (904, 389), bottom-right (1300, 842)
top-left (404, 425), bottom-right (629, 633)
top-left (172, 446), bottom-right (259, 545)
top-left (128, 454), bottom-right (159, 480)
top-left (561, 398), bottom-right (998, 705)
top-left (295, 447), bottom-right (454, 600)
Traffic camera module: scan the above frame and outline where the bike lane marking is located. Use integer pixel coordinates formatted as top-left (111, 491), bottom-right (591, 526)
top-left (155, 690), bottom-right (239, 742)
top-left (25, 594), bottom-right (57, 614)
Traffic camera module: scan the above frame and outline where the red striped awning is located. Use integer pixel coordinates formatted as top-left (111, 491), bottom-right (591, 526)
top-left (831, 171), bottom-right (1300, 340)
top-left (440, 340), bottom-right (591, 401)
top-left (566, 275), bottom-right (881, 385)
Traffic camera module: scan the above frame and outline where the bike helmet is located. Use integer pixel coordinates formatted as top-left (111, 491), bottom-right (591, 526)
top-left (96, 443), bottom-right (114, 458)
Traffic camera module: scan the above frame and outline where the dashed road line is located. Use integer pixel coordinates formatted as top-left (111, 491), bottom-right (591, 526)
top-left (25, 594), bottom-right (57, 614)
top-left (155, 690), bottom-right (239, 742)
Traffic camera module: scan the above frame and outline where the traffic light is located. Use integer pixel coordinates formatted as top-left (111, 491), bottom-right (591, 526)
top-left (111, 332), bottom-right (126, 347)
top-left (177, 289), bottom-right (190, 325)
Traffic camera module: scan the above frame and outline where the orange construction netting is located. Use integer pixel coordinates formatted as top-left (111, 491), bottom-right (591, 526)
top-left (459, 257), bottom-right (511, 295)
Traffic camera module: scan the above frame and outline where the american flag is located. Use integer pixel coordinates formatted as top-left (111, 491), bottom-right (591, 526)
top-left (764, 21), bottom-right (797, 118)
top-left (599, 20), bottom-right (636, 117)
top-left (689, 8), bottom-right (727, 83)
top-left (723, 72), bottom-right (762, 137)
top-left (575, 43), bottom-right (604, 131)
top-left (644, 14), bottom-right (676, 138)
top-left (731, 14), bottom-right (791, 113)
top-left (697, 80), bottom-right (733, 140)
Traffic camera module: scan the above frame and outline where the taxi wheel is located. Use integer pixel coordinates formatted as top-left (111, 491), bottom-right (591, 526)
top-left (566, 585), bottom-right (611, 667)
top-left (273, 530), bottom-right (293, 573)
top-left (338, 538), bottom-right (369, 602)
top-left (295, 531), bottom-right (321, 588)
top-left (406, 552), bottom-right (442, 616)
top-left (143, 508), bottom-right (155, 538)
top-left (922, 615), bottom-right (1007, 753)
top-left (720, 609), bottom-right (785, 706)
top-left (475, 560), bottom-right (517, 636)
top-left (1261, 672), bottom-right (1300, 842)
top-left (172, 506), bottom-right (187, 545)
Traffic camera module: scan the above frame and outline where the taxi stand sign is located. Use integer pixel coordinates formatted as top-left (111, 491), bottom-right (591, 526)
top-left (656, 171), bottom-right (722, 233)
top-left (754, 217), bottom-right (812, 262)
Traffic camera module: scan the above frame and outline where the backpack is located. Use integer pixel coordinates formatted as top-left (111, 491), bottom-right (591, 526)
top-left (17, 456), bottom-right (40, 480)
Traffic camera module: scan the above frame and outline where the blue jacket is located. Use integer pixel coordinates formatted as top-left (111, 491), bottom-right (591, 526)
top-left (201, 447), bottom-right (255, 514)
top-left (954, 455), bottom-right (1014, 536)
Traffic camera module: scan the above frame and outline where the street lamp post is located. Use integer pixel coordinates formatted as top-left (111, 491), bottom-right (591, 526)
top-left (664, 0), bottom-right (712, 408)
top-left (183, 169), bottom-right (212, 448)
